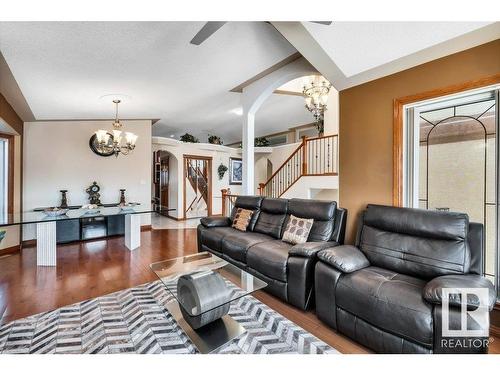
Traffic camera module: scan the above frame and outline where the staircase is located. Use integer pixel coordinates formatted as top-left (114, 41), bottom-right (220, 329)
top-left (186, 162), bottom-right (209, 211)
top-left (258, 135), bottom-right (338, 198)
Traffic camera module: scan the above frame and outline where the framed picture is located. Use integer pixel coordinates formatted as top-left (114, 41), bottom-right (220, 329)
top-left (229, 157), bottom-right (242, 185)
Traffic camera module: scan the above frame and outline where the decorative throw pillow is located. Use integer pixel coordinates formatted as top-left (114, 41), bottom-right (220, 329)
top-left (232, 208), bottom-right (254, 232)
top-left (282, 215), bottom-right (314, 244)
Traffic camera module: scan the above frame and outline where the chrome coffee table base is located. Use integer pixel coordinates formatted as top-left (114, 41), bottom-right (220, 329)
top-left (166, 300), bottom-right (246, 353)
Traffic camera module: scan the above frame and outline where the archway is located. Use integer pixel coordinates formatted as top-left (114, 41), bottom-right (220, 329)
top-left (240, 57), bottom-right (318, 194)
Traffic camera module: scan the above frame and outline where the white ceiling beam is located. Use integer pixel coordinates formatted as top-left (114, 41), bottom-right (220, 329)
top-left (271, 22), bottom-right (346, 90)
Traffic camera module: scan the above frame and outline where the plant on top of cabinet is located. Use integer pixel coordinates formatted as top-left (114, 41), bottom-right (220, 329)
top-left (208, 135), bottom-right (223, 145)
top-left (180, 133), bottom-right (199, 143)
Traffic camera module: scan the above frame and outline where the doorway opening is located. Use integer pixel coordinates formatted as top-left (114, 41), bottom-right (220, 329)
top-left (153, 150), bottom-right (173, 216)
top-left (183, 155), bottom-right (212, 219)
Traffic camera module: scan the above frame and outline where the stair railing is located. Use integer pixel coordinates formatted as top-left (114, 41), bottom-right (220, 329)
top-left (258, 134), bottom-right (338, 198)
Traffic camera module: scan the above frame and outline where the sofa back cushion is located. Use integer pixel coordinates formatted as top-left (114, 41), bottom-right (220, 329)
top-left (358, 204), bottom-right (471, 280)
top-left (253, 198), bottom-right (288, 239)
top-left (287, 199), bottom-right (337, 242)
top-left (231, 196), bottom-right (263, 232)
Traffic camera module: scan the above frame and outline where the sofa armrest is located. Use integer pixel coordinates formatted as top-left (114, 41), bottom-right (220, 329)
top-left (200, 216), bottom-right (231, 228)
top-left (423, 275), bottom-right (496, 310)
top-left (317, 245), bottom-right (370, 273)
top-left (288, 241), bottom-right (339, 258)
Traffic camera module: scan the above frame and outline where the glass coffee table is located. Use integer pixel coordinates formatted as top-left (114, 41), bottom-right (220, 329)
top-left (150, 252), bottom-right (267, 353)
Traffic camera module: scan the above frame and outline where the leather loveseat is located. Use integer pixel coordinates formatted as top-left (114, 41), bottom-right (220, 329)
top-left (315, 204), bottom-right (496, 353)
top-left (197, 196), bottom-right (347, 310)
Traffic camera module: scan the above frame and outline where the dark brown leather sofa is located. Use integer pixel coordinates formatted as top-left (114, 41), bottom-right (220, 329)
top-left (315, 204), bottom-right (496, 353)
top-left (197, 196), bottom-right (347, 310)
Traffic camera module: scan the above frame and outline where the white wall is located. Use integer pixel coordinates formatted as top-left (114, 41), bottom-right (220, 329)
top-left (153, 137), bottom-right (244, 218)
top-left (23, 120), bottom-right (152, 240)
top-left (280, 175), bottom-right (339, 200)
top-left (323, 87), bottom-right (339, 136)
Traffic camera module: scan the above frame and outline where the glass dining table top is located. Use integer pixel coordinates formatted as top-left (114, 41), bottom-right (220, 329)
top-left (0, 204), bottom-right (171, 227)
top-left (150, 252), bottom-right (267, 317)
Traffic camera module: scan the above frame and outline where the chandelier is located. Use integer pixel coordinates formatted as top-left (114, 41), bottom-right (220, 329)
top-left (95, 100), bottom-right (138, 157)
top-left (302, 76), bottom-right (332, 122)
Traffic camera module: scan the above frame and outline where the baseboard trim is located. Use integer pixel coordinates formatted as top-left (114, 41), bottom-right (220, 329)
top-left (0, 245), bottom-right (20, 256)
top-left (22, 239), bottom-right (36, 247)
top-left (166, 214), bottom-right (183, 221)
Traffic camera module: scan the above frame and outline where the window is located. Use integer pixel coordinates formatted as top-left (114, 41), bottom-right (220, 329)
top-left (266, 134), bottom-right (288, 146)
top-left (403, 87), bottom-right (500, 297)
top-left (0, 134), bottom-right (11, 221)
top-left (296, 126), bottom-right (317, 141)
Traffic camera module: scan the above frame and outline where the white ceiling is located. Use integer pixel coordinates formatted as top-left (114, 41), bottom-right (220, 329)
top-left (1, 21), bottom-right (499, 143)
top-left (0, 21), bottom-right (311, 143)
top-left (304, 22), bottom-right (493, 77)
top-left (274, 21), bottom-right (500, 90)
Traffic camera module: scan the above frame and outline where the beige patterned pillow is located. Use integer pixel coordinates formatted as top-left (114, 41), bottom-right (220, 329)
top-left (282, 215), bottom-right (314, 244)
top-left (232, 208), bottom-right (254, 232)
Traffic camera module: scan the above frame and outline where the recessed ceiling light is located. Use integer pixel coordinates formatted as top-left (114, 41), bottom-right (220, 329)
top-left (99, 93), bottom-right (133, 103)
top-left (170, 134), bottom-right (175, 138)
top-left (230, 107), bottom-right (243, 116)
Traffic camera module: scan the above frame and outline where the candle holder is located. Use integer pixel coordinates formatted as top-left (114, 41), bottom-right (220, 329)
top-left (119, 189), bottom-right (126, 206)
top-left (60, 190), bottom-right (68, 209)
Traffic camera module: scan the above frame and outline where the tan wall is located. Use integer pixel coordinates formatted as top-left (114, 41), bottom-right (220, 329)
top-left (0, 93), bottom-right (23, 250)
top-left (0, 94), bottom-right (23, 134)
top-left (339, 39), bottom-right (500, 244)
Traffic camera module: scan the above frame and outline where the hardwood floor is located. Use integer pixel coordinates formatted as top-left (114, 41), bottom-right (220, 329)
top-left (0, 228), bottom-right (498, 354)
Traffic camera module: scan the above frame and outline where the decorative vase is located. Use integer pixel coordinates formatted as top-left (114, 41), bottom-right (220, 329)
top-left (60, 190), bottom-right (68, 209)
top-left (119, 189), bottom-right (126, 206)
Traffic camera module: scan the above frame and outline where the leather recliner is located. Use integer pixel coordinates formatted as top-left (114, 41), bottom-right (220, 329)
top-left (197, 196), bottom-right (347, 310)
top-left (315, 204), bottom-right (496, 354)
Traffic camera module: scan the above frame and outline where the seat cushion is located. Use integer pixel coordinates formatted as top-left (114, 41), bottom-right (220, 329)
top-left (221, 232), bottom-right (273, 263)
top-left (246, 240), bottom-right (292, 282)
top-left (199, 226), bottom-right (239, 251)
top-left (336, 266), bottom-right (433, 348)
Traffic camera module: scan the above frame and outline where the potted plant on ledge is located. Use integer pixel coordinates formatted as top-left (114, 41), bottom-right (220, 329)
top-left (208, 135), bottom-right (223, 145)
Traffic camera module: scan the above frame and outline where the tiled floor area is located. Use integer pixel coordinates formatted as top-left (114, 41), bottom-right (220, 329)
top-left (152, 214), bottom-right (201, 230)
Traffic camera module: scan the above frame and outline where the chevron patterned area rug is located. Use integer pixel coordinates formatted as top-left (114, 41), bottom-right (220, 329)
top-left (0, 280), bottom-right (338, 354)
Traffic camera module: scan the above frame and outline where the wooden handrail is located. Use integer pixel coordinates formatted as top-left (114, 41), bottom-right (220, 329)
top-left (260, 141), bottom-right (304, 188)
top-left (305, 134), bottom-right (337, 143)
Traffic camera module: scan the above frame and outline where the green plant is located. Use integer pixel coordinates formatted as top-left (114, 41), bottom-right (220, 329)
top-left (254, 137), bottom-right (270, 147)
top-left (208, 135), bottom-right (223, 145)
top-left (217, 164), bottom-right (228, 180)
top-left (315, 115), bottom-right (324, 135)
top-left (180, 133), bottom-right (199, 143)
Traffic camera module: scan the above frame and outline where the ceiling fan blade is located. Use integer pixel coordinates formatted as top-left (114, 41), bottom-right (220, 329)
top-left (190, 22), bottom-right (227, 45)
top-left (310, 21), bottom-right (332, 25)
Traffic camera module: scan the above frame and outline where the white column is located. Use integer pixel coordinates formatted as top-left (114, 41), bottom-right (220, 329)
top-left (125, 214), bottom-right (141, 250)
top-left (242, 111), bottom-right (255, 195)
top-left (36, 221), bottom-right (57, 266)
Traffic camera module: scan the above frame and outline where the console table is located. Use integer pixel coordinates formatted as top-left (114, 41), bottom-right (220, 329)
top-left (0, 206), bottom-right (156, 267)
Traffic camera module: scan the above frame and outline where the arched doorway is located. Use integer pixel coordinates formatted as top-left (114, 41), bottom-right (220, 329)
top-left (153, 150), bottom-right (173, 216)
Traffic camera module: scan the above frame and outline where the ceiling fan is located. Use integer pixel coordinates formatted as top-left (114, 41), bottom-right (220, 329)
top-left (190, 21), bottom-right (332, 45)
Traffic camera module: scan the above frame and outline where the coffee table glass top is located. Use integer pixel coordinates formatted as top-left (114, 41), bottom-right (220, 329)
top-left (150, 252), bottom-right (267, 317)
